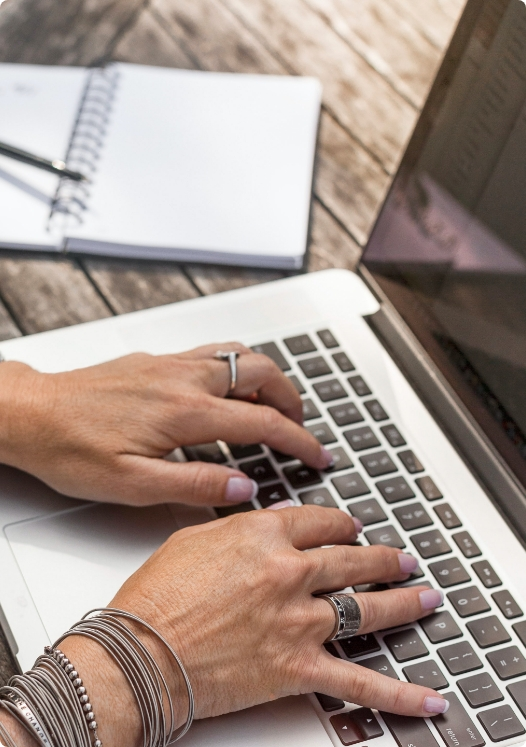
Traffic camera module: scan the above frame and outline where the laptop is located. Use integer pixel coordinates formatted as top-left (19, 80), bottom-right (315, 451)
top-left (1, 0), bottom-right (526, 745)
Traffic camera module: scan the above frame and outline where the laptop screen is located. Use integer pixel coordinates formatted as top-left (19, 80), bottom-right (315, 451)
top-left (362, 0), bottom-right (526, 493)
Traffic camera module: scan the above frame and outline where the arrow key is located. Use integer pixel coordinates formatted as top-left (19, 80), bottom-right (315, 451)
top-left (350, 708), bottom-right (384, 739)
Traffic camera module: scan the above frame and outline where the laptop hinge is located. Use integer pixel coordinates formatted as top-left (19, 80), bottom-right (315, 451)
top-left (358, 265), bottom-right (526, 547)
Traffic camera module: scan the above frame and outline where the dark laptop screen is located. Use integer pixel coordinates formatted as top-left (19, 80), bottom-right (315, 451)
top-left (362, 0), bottom-right (526, 491)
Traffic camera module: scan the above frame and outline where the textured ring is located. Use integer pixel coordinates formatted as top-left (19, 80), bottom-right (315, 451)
top-left (319, 593), bottom-right (361, 642)
top-left (213, 351), bottom-right (240, 395)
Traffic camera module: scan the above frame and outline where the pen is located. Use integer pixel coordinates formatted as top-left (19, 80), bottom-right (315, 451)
top-left (0, 140), bottom-right (87, 182)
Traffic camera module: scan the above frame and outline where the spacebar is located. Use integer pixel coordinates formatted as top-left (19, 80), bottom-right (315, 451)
top-left (432, 693), bottom-right (485, 747)
top-left (381, 712), bottom-right (439, 747)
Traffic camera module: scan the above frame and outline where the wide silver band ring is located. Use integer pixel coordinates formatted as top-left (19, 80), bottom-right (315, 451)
top-left (213, 351), bottom-right (240, 395)
top-left (319, 593), bottom-right (361, 642)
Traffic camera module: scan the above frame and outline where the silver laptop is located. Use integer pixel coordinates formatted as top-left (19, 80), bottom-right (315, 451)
top-left (2, 1), bottom-right (526, 746)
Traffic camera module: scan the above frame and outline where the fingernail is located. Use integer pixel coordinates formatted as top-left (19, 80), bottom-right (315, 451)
top-left (419, 588), bottom-right (444, 610)
top-left (398, 553), bottom-right (419, 574)
top-left (225, 477), bottom-right (258, 503)
top-left (424, 696), bottom-right (449, 714)
top-left (352, 518), bottom-right (364, 533)
top-left (320, 446), bottom-right (335, 469)
top-left (266, 499), bottom-right (295, 510)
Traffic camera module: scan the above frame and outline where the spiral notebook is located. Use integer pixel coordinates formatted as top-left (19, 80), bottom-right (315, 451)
top-left (0, 63), bottom-right (321, 269)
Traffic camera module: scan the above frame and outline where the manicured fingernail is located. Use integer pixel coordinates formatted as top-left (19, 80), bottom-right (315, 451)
top-left (320, 446), bottom-right (335, 469)
top-left (352, 518), bottom-right (364, 533)
top-left (266, 499), bottom-right (295, 510)
top-left (420, 588), bottom-right (444, 610)
top-left (225, 477), bottom-right (258, 503)
top-left (398, 553), bottom-right (419, 574)
top-left (424, 696), bottom-right (449, 714)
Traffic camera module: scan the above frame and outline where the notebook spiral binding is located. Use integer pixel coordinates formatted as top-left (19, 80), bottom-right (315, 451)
top-left (48, 64), bottom-right (120, 233)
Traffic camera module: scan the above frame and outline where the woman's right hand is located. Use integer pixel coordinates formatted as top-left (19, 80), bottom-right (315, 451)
top-left (60, 505), bottom-right (447, 747)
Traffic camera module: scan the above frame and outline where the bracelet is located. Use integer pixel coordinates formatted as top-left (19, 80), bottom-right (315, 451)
top-left (1, 693), bottom-right (52, 747)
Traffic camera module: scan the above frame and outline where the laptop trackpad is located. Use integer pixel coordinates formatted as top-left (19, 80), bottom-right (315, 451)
top-left (5, 502), bottom-right (179, 642)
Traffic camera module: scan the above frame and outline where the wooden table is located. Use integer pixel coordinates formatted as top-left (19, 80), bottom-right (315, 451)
top-left (0, 0), bottom-right (464, 683)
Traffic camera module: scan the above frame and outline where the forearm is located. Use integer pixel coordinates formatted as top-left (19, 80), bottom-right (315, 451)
top-left (0, 709), bottom-right (38, 747)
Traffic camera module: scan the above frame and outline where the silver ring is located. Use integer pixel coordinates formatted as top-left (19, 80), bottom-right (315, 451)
top-left (319, 593), bottom-right (361, 642)
top-left (213, 350), bottom-right (240, 395)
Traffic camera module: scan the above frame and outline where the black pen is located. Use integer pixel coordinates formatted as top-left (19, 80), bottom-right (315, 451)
top-left (0, 140), bottom-right (87, 182)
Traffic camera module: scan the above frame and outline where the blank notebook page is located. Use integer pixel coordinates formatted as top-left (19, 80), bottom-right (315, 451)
top-left (67, 64), bottom-right (321, 267)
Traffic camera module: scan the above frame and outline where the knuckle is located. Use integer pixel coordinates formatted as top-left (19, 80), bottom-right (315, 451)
top-left (259, 404), bottom-right (282, 435)
top-left (348, 666), bottom-right (374, 703)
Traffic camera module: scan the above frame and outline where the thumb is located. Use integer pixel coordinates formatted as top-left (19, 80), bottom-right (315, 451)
top-left (118, 455), bottom-right (259, 507)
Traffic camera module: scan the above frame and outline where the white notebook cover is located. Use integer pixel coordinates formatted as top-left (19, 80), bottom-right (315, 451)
top-left (0, 63), bottom-right (321, 269)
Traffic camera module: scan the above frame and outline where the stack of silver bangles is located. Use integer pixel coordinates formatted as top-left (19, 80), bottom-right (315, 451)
top-left (0, 608), bottom-right (194, 747)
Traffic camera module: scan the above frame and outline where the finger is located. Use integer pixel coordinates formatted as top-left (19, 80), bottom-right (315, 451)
top-left (314, 653), bottom-right (449, 716)
top-left (207, 398), bottom-right (332, 469)
top-left (304, 545), bottom-right (419, 592)
top-left (115, 455), bottom-right (259, 507)
top-left (177, 342), bottom-right (253, 360)
top-left (263, 505), bottom-right (360, 549)
top-left (354, 585), bottom-right (444, 633)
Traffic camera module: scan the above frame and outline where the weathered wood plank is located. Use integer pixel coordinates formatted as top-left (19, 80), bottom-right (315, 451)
top-left (307, 199), bottom-right (361, 272)
top-left (0, 0), bottom-right (145, 66)
top-left (0, 257), bottom-right (112, 335)
top-left (0, 299), bottom-right (22, 342)
top-left (214, 0), bottom-right (416, 172)
top-left (301, 0), bottom-right (442, 108)
top-left (0, 625), bottom-right (17, 686)
top-left (389, 0), bottom-right (465, 51)
top-left (81, 258), bottom-right (200, 314)
top-left (186, 265), bottom-right (284, 296)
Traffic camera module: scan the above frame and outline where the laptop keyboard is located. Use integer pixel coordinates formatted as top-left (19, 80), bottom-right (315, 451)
top-left (182, 329), bottom-right (526, 746)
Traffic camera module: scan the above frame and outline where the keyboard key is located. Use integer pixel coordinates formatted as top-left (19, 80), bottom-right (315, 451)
top-left (381, 711), bottom-right (440, 747)
top-left (302, 398), bottom-right (321, 421)
top-left (364, 399), bottom-right (389, 421)
top-left (365, 525), bottom-right (405, 549)
top-left (453, 531), bottom-right (482, 558)
top-left (380, 423), bottom-right (406, 447)
top-left (315, 692), bottom-right (344, 712)
top-left (487, 646), bottom-right (526, 680)
top-left (324, 446), bottom-right (353, 472)
top-left (358, 654), bottom-right (398, 679)
top-left (251, 342), bottom-right (290, 371)
top-left (478, 704), bottom-right (525, 742)
top-left (313, 379), bottom-right (347, 402)
top-left (283, 464), bottom-right (322, 490)
top-left (284, 334), bottom-right (317, 355)
top-left (492, 590), bottom-right (523, 620)
top-left (239, 457), bottom-right (278, 484)
top-left (385, 629), bottom-right (428, 662)
top-left (317, 329), bottom-right (339, 349)
top-left (299, 487), bottom-right (338, 508)
top-left (393, 502), bottom-right (433, 531)
top-left (271, 449), bottom-right (294, 463)
top-left (421, 612), bottom-right (463, 644)
top-left (439, 641), bottom-right (483, 675)
top-left (403, 660), bottom-right (448, 690)
top-left (340, 633), bottom-right (380, 658)
top-left (183, 442), bottom-right (227, 463)
top-left (330, 713), bottom-right (362, 745)
top-left (306, 422), bottom-right (337, 445)
top-left (458, 672), bottom-right (503, 708)
top-left (376, 475), bottom-right (415, 504)
top-left (429, 558), bottom-right (470, 588)
top-left (257, 483), bottom-right (292, 508)
top-left (344, 426), bottom-right (381, 452)
top-left (434, 503), bottom-right (462, 529)
top-left (298, 356), bottom-right (331, 378)
top-left (324, 642), bottom-right (341, 658)
top-left (507, 679), bottom-right (526, 717)
top-left (215, 502), bottom-right (255, 518)
top-left (512, 621), bottom-right (526, 648)
top-left (467, 616), bottom-right (511, 649)
top-left (328, 402), bottom-right (364, 427)
top-left (227, 443), bottom-right (263, 460)
top-left (448, 586), bottom-right (490, 618)
top-left (412, 529), bottom-right (451, 559)
top-left (398, 450), bottom-right (425, 474)
top-left (360, 451), bottom-right (397, 477)
top-left (349, 708), bottom-right (384, 740)
top-left (287, 374), bottom-right (305, 394)
top-left (348, 375), bottom-right (372, 396)
top-left (415, 475), bottom-right (442, 500)
top-left (472, 561), bottom-right (501, 589)
top-left (332, 472), bottom-right (370, 499)
top-left (433, 692), bottom-right (486, 747)
top-left (348, 498), bottom-right (387, 526)
top-left (333, 351), bottom-right (355, 372)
